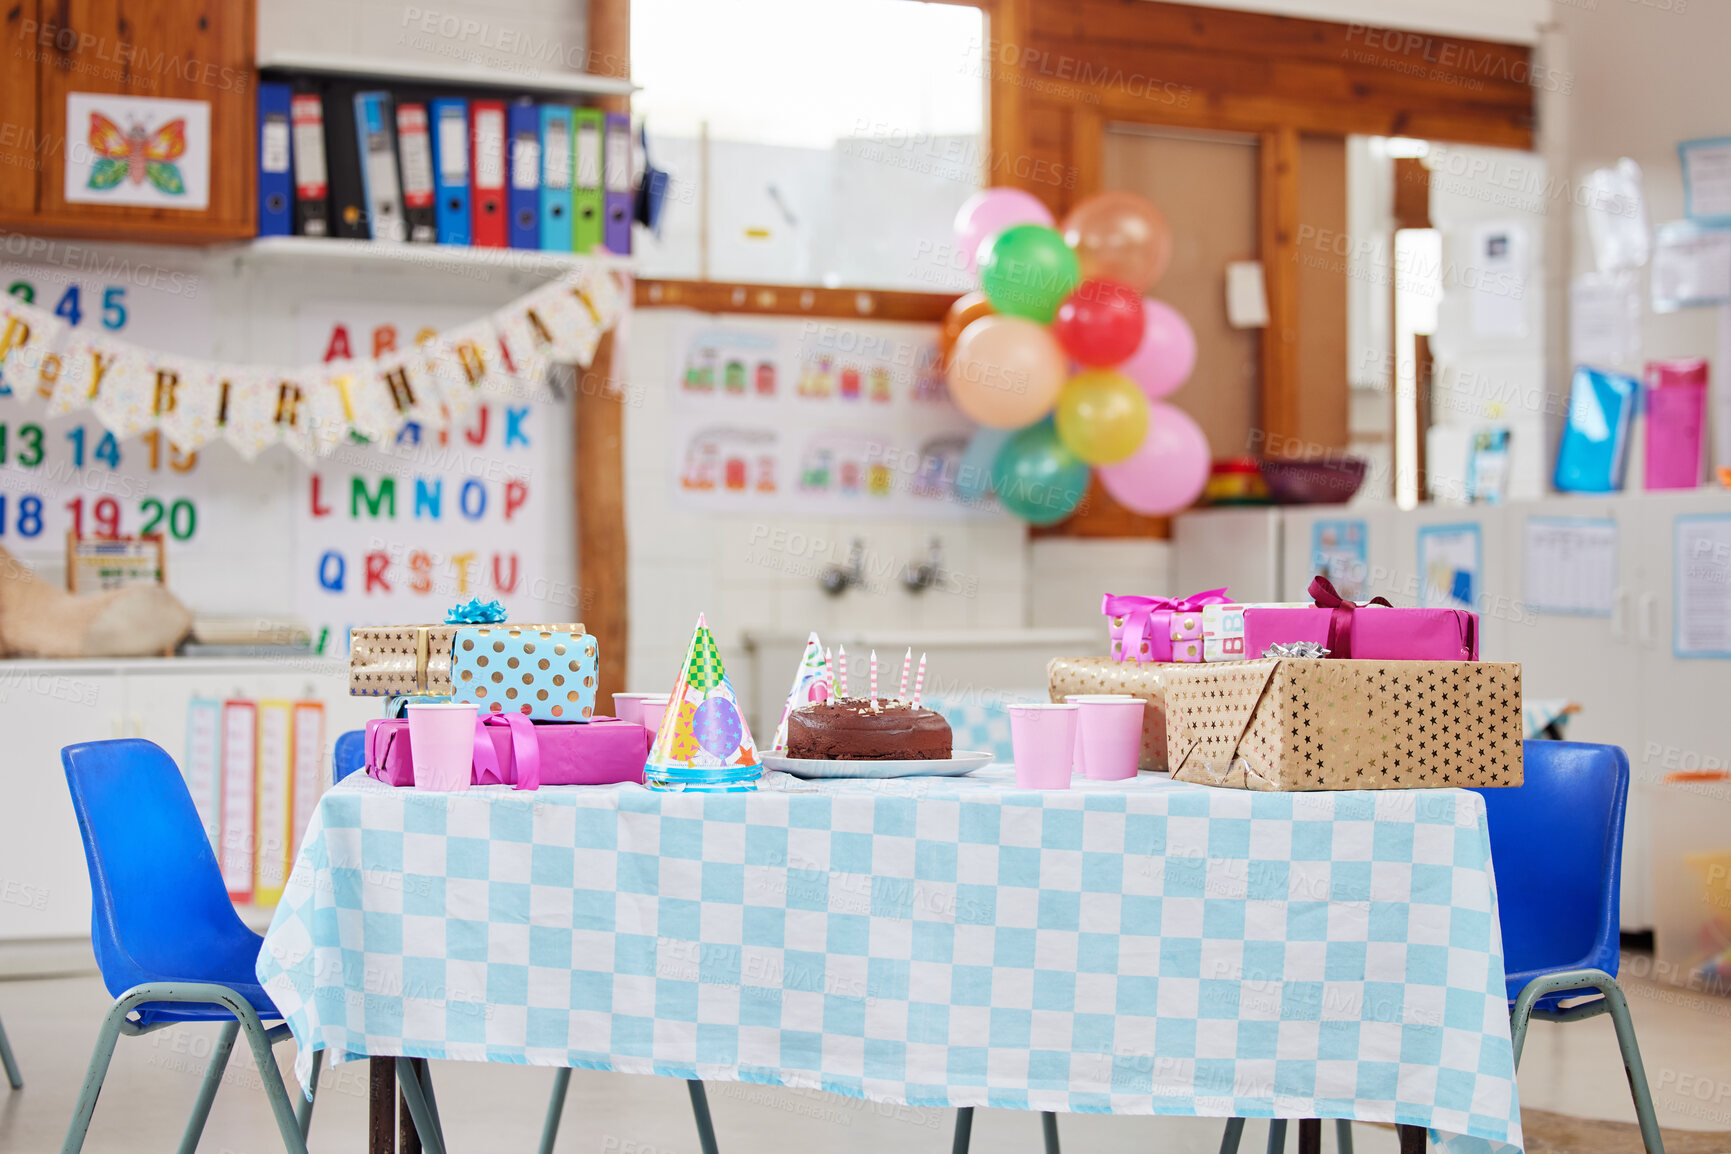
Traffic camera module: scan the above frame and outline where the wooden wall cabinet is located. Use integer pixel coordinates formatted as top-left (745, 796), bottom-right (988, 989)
top-left (0, 0), bottom-right (256, 243)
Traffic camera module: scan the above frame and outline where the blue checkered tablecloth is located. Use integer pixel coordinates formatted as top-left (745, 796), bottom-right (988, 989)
top-left (258, 770), bottom-right (1523, 1150)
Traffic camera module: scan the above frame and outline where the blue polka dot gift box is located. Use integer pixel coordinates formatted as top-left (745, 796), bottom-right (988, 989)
top-left (451, 624), bottom-right (598, 721)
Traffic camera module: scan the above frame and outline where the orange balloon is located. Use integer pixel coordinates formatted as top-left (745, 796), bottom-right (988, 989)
top-left (1061, 191), bottom-right (1173, 292)
top-left (946, 315), bottom-right (1067, 428)
top-left (938, 291), bottom-right (995, 369)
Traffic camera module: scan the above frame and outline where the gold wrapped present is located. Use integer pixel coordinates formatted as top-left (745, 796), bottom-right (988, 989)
top-left (350, 622), bottom-right (585, 697)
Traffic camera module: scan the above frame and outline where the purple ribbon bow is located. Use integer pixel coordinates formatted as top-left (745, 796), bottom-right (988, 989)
top-left (470, 712), bottom-right (542, 790)
top-left (1101, 588), bottom-right (1231, 663)
top-left (1307, 575), bottom-right (1391, 660)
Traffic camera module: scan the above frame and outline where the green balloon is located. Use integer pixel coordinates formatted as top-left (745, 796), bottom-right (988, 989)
top-left (979, 224), bottom-right (1081, 323)
top-left (990, 420), bottom-right (1090, 525)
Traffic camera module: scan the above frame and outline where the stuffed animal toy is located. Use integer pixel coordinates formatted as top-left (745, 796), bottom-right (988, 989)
top-left (0, 546), bottom-right (192, 658)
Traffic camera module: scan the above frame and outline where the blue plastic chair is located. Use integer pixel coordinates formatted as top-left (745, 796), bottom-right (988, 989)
top-left (1474, 741), bottom-right (1665, 1154)
top-left (0, 1011), bottom-right (18, 1088)
top-left (60, 739), bottom-right (320, 1154)
top-left (333, 727), bottom-right (366, 783)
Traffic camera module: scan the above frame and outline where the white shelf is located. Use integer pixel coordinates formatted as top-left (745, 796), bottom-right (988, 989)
top-left (229, 235), bottom-right (633, 278)
top-left (258, 50), bottom-right (636, 98)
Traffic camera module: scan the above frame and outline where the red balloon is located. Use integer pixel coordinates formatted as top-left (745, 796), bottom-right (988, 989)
top-left (1051, 278), bottom-right (1146, 367)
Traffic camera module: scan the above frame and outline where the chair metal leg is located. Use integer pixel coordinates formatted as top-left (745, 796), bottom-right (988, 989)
top-left (416, 1058), bottom-right (446, 1149)
top-left (1218, 1117), bottom-right (1246, 1154)
top-left (177, 1020), bottom-right (239, 1154)
top-left (1334, 1118), bottom-right (1353, 1154)
top-left (687, 1080), bottom-right (720, 1154)
top-left (60, 996), bottom-right (132, 1153)
top-left (395, 1056), bottom-right (446, 1154)
top-left (951, 1106), bottom-right (974, 1154)
top-left (538, 1068), bottom-right (572, 1154)
top-left (1266, 1118), bottom-right (1288, 1154)
top-left (297, 1048), bottom-right (323, 1141)
top-left (0, 1014), bottom-right (20, 1089)
top-left (1042, 1110), bottom-right (1060, 1154)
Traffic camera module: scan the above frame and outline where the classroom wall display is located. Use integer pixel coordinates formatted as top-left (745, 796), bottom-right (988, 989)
top-left (291, 302), bottom-right (575, 655)
top-left (64, 93), bottom-right (213, 211)
top-left (1310, 518), bottom-right (1369, 602)
top-left (668, 316), bottom-right (987, 517)
top-left (1418, 523), bottom-right (1482, 613)
top-left (0, 262), bottom-right (624, 464)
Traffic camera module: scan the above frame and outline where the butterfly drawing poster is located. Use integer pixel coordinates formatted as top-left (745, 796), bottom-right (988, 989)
top-left (64, 93), bottom-right (210, 210)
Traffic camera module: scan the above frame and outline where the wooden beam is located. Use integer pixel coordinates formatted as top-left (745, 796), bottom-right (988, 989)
top-left (1259, 126), bottom-right (1301, 453)
top-left (576, 329), bottom-right (627, 706)
top-left (636, 279), bottom-right (957, 322)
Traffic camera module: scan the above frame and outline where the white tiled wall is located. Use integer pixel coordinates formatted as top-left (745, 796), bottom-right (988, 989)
top-left (1029, 539), bottom-right (1175, 631)
top-left (625, 309), bottom-right (1031, 691)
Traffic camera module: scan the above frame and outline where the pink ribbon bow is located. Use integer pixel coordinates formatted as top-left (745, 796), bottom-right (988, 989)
top-left (1101, 588), bottom-right (1231, 663)
top-left (1307, 575), bottom-right (1391, 660)
top-left (470, 712), bottom-right (542, 790)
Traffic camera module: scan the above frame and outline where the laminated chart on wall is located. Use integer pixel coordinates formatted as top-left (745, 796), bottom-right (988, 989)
top-left (1418, 523), bottom-right (1481, 613)
top-left (219, 700), bottom-right (256, 902)
top-left (1311, 519), bottom-right (1369, 602)
top-left (183, 698), bottom-right (223, 846)
top-left (1524, 517), bottom-right (1617, 617)
top-left (290, 301), bottom-right (574, 654)
top-left (291, 702), bottom-right (325, 860)
top-left (667, 316), bottom-right (981, 518)
top-left (254, 700), bottom-right (294, 904)
top-left (1676, 514), bottom-right (1731, 658)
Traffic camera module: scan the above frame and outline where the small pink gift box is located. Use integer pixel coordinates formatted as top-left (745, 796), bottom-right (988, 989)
top-left (1241, 577), bottom-right (1479, 661)
top-left (1103, 589), bottom-right (1232, 664)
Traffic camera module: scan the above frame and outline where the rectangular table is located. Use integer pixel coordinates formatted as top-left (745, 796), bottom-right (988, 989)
top-left (259, 769), bottom-right (1524, 1152)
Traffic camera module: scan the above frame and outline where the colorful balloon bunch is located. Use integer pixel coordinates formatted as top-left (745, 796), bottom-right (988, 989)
top-left (943, 187), bottom-right (1211, 523)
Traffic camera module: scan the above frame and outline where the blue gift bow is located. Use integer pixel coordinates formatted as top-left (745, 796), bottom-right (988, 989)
top-left (445, 598), bottom-right (507, 625)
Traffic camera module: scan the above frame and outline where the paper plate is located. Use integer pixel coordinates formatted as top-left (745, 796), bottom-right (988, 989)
top-left (764, 750), bottom-right (995, 779)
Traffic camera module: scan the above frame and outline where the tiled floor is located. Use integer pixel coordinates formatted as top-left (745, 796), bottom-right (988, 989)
top-left (0, 959), bottom-right (1727, 1153)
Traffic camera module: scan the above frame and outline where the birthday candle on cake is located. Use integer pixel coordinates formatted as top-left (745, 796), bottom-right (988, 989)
top-left (898, 647), bottom-right (911, 699)
top-left (911, 652), bottom-right (926, 707)
top-left (837, 646), bottom-right (847, 696)
top-left (869, 650), bottom-right (878, 704)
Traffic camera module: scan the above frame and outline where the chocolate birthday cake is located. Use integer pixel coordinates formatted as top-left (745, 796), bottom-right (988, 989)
top-left (784, 697), bottom-right (952, 761)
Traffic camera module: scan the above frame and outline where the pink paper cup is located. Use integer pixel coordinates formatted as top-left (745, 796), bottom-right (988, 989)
top-left (612, 692), bottom-right (661, 726)
top-left (1066, 694), bottom-right (1137, 776)
top-left (1008, 703), bottom-right (1078, 789)
top-left (1078, 697), bottom-right (1145, 781)
top-left (406, 703), bottom-right (478, 791)
top-left (639, 694), bottom-right (672, 738)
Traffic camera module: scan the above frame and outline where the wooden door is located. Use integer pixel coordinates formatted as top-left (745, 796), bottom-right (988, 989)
top-left (17, 0), bottom-right (255, 241)
top-left (1103, 124), bottom-right (1259, 460)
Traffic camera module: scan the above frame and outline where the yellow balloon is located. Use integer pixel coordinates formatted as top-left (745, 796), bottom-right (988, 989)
top-left (1055, 369), bottom-right (1150, 464)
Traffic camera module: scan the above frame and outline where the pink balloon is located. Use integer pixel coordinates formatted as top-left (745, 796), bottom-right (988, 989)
top-left (1121, 299), bottom-right (1196, 400)
top-left (953, 188), bottom-right (1055, 273)
top-left (1097, 401), bottom-right (1211, 516)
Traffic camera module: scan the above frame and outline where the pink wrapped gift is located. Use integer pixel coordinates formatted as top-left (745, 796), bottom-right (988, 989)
top-left (1241, 576), bottom-right (1479, 661)
top-left (365, 714), bottom-right (649, 788)
top-left (1103, 589), bottom-right (1232, 663)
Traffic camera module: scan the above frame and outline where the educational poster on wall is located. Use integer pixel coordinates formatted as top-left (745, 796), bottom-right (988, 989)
top-left (1675, 514), bottom-right (1731, 659)
top-left (667, 316), bottom-right (986, 518)
top-left (291, 302), bottom-right (576, 654)
top-left (0, 261), bottom-right (236, 568)
top-left (1418, 523), bottom-right (1481, 612)
top-left (1310, 519), bottom-right (1369, 601)
top-left (63, 93), bottom-right (212, 211)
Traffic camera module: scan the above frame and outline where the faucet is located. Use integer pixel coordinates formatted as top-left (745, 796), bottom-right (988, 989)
top-left (820, 537), bottom-right (866, 596)
top-left (902, 536), bottom-right (943, 594)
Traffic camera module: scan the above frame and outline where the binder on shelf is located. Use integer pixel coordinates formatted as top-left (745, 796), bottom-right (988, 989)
top-left (254, 700), bottom-right (294, 905)
top-left (572, 108), bottom-right (603, 253)
top-left (289, 88), bottom-right (329, 237)
top-left (603, 111), bottom-right (632, 254)
top-left (430, 97), bottom-right (471, 246)
top-left (470, 99), bottom-right (508, 248)
top-left (395, 101), bottom-right (437, 243)
top-left (539, 105), bottom-right (575, 251)
top-left (508, 100), bottom-right (541, 250)
top-left (355, 91), bottom-right (406, 242)
top-left (219, 700), bottom-right (256, 903)
top-left (322, 82), bottom-right (369, 240)
top-left (256, 82), bottom-right (293, 236)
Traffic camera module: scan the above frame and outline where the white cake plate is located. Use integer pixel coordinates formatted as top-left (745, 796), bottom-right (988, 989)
top-left (763, 750), bottom-right (994, 780)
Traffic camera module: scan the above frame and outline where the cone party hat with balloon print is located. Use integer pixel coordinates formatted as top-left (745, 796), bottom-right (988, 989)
top-left (645, 614), bottom-right (763, 792)
top-left (771, 631), bottom-right (832, 751)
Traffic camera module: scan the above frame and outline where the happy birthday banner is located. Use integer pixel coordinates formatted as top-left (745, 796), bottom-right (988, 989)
top-left (0, 264), bottom-right (626, 463)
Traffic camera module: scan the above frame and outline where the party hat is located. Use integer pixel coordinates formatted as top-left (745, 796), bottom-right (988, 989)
top-left (646, 614), bottom-right (763, 792)
top-left (772, 632), bottom-right (833, 751)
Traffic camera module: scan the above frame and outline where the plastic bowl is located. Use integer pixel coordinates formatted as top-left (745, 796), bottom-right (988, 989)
top-left (1259, 456), bottom-right (1367, 504)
